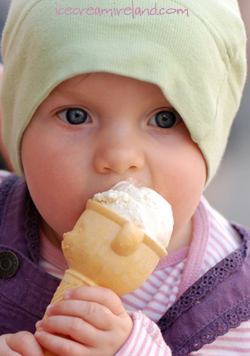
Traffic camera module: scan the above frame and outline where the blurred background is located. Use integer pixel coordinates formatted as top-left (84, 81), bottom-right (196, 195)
top-left (0, 0), bottom-right (249, 227)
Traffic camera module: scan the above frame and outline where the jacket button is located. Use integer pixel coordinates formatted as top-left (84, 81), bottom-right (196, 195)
top-left (0, 251), bottom-right (19, 278)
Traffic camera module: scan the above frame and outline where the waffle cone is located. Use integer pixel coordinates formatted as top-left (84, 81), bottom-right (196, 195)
top-left (41, 200), bottom-right (167, 355)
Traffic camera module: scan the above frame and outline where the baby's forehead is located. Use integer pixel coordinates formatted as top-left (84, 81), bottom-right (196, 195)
top-left (54, 73), bottom-right (90, 91)
top-left (48, 72), bottom-right (171, 105)
top-left (53, 72), bottom-right (158, 90)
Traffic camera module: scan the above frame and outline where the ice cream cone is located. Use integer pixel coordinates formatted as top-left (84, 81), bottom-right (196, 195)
top-left (42, 200), bottom-right (167, 355)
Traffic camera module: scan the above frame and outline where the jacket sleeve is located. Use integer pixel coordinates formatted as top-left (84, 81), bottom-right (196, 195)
top-left (116, 311), bottom-right (172, 356)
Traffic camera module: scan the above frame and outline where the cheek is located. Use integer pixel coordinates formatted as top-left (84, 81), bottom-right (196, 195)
top-left (22, 124), bottom-right (66, 193)
top-left (154, 139), bottom-right (207, 235)
top-left (21, 124), bottom-right (89, 235)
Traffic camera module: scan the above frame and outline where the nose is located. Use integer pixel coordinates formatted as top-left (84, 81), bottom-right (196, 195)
top-left (93, 128), bottom-right (145, 175)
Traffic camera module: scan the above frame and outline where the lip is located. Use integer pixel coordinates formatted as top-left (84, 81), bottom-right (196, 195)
top-left (94, 178), bottom-right (149, 195)
top-left (85, 176), bottom-right (152, 206)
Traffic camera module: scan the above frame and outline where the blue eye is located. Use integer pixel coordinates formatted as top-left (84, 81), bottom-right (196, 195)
top-left (57, 108), bottom-right (91, 125)
top-left (149, 111), bottom-right (181, 129)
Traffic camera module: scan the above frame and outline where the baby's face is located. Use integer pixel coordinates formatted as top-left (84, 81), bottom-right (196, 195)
top-left (21, 73), bottom-right (206, 251)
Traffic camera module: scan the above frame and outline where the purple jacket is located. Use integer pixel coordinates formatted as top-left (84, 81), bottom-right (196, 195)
top-left (0, 174), bottom-right (60, 335)
top-left (0, 174), bottom-right (250, 356)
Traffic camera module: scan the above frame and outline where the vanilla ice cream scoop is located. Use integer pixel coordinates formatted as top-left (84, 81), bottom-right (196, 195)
top-left (93, 181), bottom-right (173, 249)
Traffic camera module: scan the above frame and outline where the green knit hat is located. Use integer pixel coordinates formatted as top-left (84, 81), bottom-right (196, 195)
top-left (0, 0), bottom-right (247, 182)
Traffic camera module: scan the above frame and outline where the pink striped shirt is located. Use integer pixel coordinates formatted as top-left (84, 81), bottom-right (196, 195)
top-left (39, 195), bottom-right (248, 356)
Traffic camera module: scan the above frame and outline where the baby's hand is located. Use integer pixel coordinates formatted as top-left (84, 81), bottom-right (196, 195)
top-left (35, 286), bottom-right (133, 356)
top-left (0, 331), bottom-right (44, 355)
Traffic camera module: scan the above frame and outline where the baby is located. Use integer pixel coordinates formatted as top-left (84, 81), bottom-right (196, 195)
top-left (0, 0), bottom-right (248, 355)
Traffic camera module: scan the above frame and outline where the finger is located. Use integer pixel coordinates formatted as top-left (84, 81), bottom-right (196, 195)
top-left (46, 299), bottom-right (116, 330)
top-left (36, 315), bottom-right (98, 346)
top-left (5, 332), bottom-right (44, 356)
top-left (64, 286), bottom-right (126, 316)
top-left (36, 330), bottom-right (90, 356)
top-left (1, 336), bottom-right (20, 356)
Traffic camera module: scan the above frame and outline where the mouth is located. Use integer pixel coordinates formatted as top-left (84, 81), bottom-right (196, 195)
top-left (86, 177), bottom-right (151, 207)
top-left (124, 177), bottom-right (147, 188)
